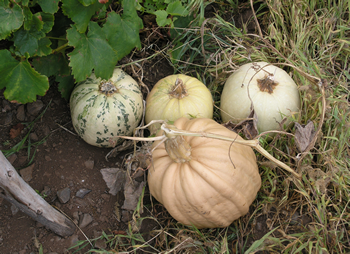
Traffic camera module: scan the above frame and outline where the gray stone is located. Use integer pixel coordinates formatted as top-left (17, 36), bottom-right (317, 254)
top-left (7, 154), bottom-right (17, 165)
top-left (78, 213), bottom-right (93, 228)
top-left (11, 204), bottom-right (19, 215)
top-left (84, 159), bottom-right (94, 170)
top-left (16, 105), bottom-right (25, 121)
top-left (27, 100), bottom-right (44, 116)
top-left (57, 187), bottom-right (71, 204)
top-left (29, 132), bottom-right (38, 142)
top-left (19, 163), bottom-right (35, 182)
top-left (75, 188), bottom-right (92, 198)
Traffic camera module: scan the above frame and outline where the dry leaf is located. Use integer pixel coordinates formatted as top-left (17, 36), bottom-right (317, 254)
top-left (9, 123), bottom-right (24, 139)
top-left (100, 168), bottom-right (126, 195)
top-left (243, 108), bottom-right (259, 139)
top-left (122, 180), bottom-right (146, 211)
top-left (295, 120), bottom-right (316, 152)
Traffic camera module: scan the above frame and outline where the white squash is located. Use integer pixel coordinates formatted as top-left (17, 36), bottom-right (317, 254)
top-left (220, 62), bottom-right (300, 133)
top-left (70, 68), bottom-right (143, 147)
top-left (145, 74), bottom-right (213, 129)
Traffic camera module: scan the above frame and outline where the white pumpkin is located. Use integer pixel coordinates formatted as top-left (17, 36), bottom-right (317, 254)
top-left (70, 68), bottom-right (143, 147)
top-left (145, 74), bottom-right (213, 128)
top-left (220, 62), bottom-right (300, 133)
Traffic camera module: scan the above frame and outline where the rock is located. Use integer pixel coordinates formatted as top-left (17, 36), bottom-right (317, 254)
top-left (41, 186), bottom-right (51, 197)
top-left (2, 100), bottom-right (12, 112)
top-left (19, 163), bottom-right (35, 182)
top-left (11, 204), bottom-right (19, 215)
top-left (75, 188), bottom-right (92, 198)
top-left (68, 234), bottom-right (79, 247)
top-left (101, 193), bottom-right (110, 201)
top-left (3, 112), bottom-right (13, 125)
top-left (121, 210), bottom-right (132, 223)
top-left (57, 187), bottom-right (71, 204)
top-left (7, 154), bottom-right (17, 165)
top-left (42, 125), bottom-right (50, 136)
top-left (94, 237), bottom-right (107, 250)
top-left (78, 213), bottom-right (93, 228)
top-left (84, 159), bottom-right (94, 170)
top-left (27, 100), bottom-right (44, 116)
top-left (45, 155), bottom-right (51, 161)
top-left (16, 105), bottom-right (26, 121)
top-left (29, 132), bottom-right (38, 142)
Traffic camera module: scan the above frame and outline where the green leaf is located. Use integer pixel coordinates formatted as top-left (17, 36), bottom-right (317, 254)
top-left (78, 0), bottom-right (97, 6)
top-left (0, 50), bottom-right (49, 104)
top-left (166, 1), bottom-right (189, 16)
top-left (103, 1), bottom-right (143, 60)
top-left (32, 54), bottom-right (70, 77)
top-left (37, 0), bottom-right (60, 14)
top-left (13, 27), bottom-right (45, 56)
top-left (67, 22), bottom-right (118, 82)
top-left (154, 10), bottom-right (172, 27)
top-left (36, 37), bottom-right (52, 56)
top-left (62, 0), bottom-right (103, 33)
top-left (41, 13), bottom-right (55, 33)
top-left (56, 74), bottom-right (75, 100)
top-left (23, 7), bottom-right (43, 31)
top-left (0, 2), bottom-right (24, 39)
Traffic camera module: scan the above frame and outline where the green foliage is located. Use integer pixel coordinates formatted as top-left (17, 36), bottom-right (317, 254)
top-left (0, 0), bottom-right (191, 104)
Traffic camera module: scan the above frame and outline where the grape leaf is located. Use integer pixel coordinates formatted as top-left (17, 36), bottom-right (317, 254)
top-left (166, 1), bottom-right (189, 16)
top-left (37, 0), bottom-right (60, 14)
top-left (67, 22), bottom-right (118, 82)
top-left (13, 27), bottom-right (45, 56)
top-left (0, 50), bottom-right (49, 104)
top-left (23, 8), bottom-right (43, 31)
top-left (56, 74), bottom-right (75, 100)
top-left (78, 0), bottom-right (97, 6)
top-left (62, 0), bottom-right (103, 33)
top-left (41, 13), bottom-right (55, 33)
top-left (103, 1), bottom-right (143, 60)
top-left (154, 10), bottom-right (171, 27)
top-left (32, 54), bottom-right (69, 77)
top-left (0, 2), bottom-right (24, 40)
top-left (36, 37), bottom-right (52, 56)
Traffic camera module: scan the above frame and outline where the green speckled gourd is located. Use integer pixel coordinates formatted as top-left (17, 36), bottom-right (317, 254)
top-left (70, 68), bottom-right (143, 147)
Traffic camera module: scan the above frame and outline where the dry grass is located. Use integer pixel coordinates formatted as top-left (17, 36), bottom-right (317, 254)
top-left (74, 0), bottom-right (350, 253)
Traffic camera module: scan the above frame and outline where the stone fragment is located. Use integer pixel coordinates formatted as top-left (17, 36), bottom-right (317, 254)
top-left (19, 163), bottom-right (35, 182)
top-left (78, 213), bottom-right (93, 228)
top-left (84, 159), bottom-right (94, 170)
top-left (27, 100), bottom-right (44, 116)
top-left (16, 105), bottom-right (25, 121)
top-left (75, 188), bottom-right (92, 198)
top-left (57, 187), bottom-right (71, 204)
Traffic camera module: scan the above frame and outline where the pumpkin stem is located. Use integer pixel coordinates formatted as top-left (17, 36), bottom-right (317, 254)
top-left (161, 123), bottom-right (301, 178)
top-left (100, 80), bottom-right (118, 96)
top-left (169, 78), bottom-right (188, 99)
top-left (257, 74), bottom-right (278, 94)
top-left (165, 135), bottom-right (192, 163)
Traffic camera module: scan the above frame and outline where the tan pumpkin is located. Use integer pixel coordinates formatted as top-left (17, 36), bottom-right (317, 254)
top-left (148, 117), bottom-right (261, 228)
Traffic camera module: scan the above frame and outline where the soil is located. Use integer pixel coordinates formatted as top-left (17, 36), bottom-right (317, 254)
top-left (0, 53), bottom-right (173, 253)
top-left (0, 4), bottom-right (268, 253)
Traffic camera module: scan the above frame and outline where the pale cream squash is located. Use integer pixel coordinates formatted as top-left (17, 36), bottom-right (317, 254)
top-left (220, 62), bottom-right (300, 133)
top-left (145, 74), bottom-right (213, 130)
top-left (148, 117), bottom-right (261, 229)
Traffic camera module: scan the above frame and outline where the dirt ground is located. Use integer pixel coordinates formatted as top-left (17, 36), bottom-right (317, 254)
top-left (0, 52), bottom-right (174, 253)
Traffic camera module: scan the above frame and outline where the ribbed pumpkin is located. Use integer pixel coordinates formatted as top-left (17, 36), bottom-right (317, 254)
top-left (70, 68), bottom-right (143, 147)
top-left (145, 74), bottom-right (213, 129)
top-left (220, 62), bottom-right (300, 133)
top-left (148, 117), bottom-right (261, 228)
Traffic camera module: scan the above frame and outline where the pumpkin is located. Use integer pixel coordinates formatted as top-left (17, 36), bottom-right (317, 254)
top-left (220, 62), bottom-right (300, 133)
top-left (145, 74), bottom-right (213, 130)
top-left (148, 117), bottom-right (261, 228)
top-left (70, 68), bottom-right (143, 147)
